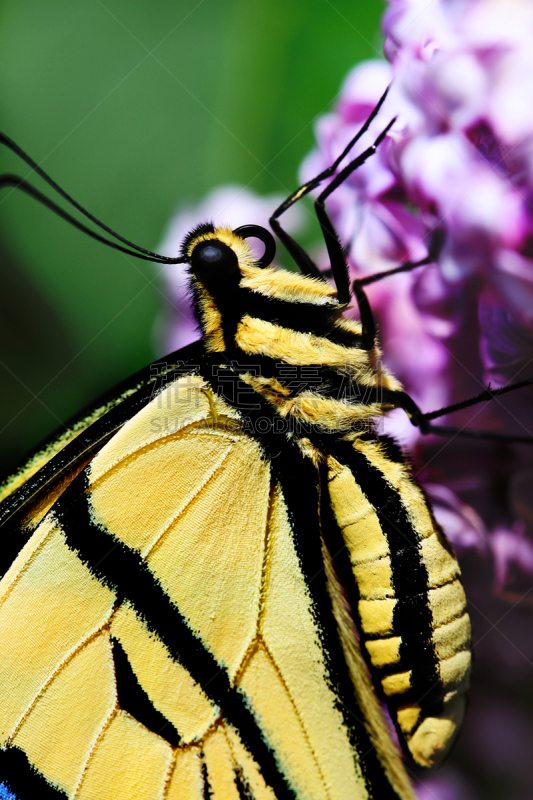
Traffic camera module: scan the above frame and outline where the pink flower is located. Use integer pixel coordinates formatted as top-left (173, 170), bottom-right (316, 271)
top-left (490, 524), bottom-right (533, 592)
top-left (415, 771), bottom-right (470, 800)
top-left (384, 0), bottom-right (533, 295)
top-left (300, 10), bottom-right (533, 587)
top-left (299, 12), bottom-right (533, 792)
top-left (426, 482), bottom-right (487, 554)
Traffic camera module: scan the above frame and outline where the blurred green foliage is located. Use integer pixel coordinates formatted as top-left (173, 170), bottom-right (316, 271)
top-left (0, 0), bottom-right (384, 473)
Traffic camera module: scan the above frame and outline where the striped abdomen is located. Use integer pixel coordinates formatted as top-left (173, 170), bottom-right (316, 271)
top-left (326, 436), bottom-right (471, 768)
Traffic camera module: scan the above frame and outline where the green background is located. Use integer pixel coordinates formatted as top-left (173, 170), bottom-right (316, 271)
top-left (1, 7), bottom-right (532, 800)
top-left (0, 0), bottom-right (384, 474)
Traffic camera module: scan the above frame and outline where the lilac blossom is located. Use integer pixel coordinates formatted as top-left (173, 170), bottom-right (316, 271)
top-left (299, 4), bottom-right (533, 584)
top-left (297, 2), bottom-right (533, 796)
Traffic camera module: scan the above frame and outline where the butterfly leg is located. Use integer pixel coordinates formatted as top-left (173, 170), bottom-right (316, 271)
top-left (347, 227), bottom-right (444, 350)
top-left (425, 425), bottom-right (533, 444)
top-left (311, 118), bottom-right (397, 308)
top-left (344, 234), bottom-right (533, 441)
top-left (269, 87), bottom-right (391, 283)
top-left (270, 116), bottom-right (396, 340)
top-left (382, 371), bottom-right (533, 443)
top-left (419, 379), bottom-right (533, 443)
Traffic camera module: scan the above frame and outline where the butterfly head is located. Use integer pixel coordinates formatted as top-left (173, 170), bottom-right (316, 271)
top-left (182, 223), bottom-right (277, 291)
top-left (179, 222), bottom-right (404, 432)
top-left (182, 221), bottom-right (338, 299)
top-left (180, 222), bottom-right (353, 354)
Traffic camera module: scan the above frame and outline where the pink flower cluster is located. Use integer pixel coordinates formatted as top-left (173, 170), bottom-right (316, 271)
top-left (300, 0), bottom-right (533, 584)
top-left (297, 3), bottom-right (533, 795)
top-left (158, 0), bottom-right (533, 607)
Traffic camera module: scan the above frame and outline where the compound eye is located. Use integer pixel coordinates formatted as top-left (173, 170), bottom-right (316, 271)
top-left (190, 239), bottom-right (239, 281)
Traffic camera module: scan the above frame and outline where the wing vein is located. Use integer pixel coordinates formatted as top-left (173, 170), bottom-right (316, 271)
top-left (6, 605), bottom-right (118, 747)
top-left (141, 442), bottom-right (235, 560)
top-left (259, 637), bottom-right (332, 800)
top-left (0, 518), bottom-right (57, 614)
top-left (72, 706), bottom-right (118, 800)
top-left (160, 748), bottom-right (179, 800)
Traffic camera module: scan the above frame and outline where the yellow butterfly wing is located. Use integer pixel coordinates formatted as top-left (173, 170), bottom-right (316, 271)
top-left (0, 370), bottom-right (415, 800)
top-left (0, 344), bottom-right (203, 582)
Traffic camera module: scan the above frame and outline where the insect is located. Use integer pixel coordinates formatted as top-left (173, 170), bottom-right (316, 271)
top-left (0, 89), bottom-right (529, 800)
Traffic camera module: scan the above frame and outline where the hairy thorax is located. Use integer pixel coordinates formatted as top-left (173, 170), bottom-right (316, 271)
top-left (188, 227), bottom-right (402, 434)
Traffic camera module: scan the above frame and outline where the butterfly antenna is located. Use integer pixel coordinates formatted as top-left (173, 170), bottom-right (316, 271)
top-left (0, 134), bottom-right (187, 264)
top-left (0, 175), bottom-right (177, 261)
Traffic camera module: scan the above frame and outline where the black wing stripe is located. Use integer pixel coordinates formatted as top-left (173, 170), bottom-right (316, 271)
top-left (111, 636), bottom-right (181, 747)
top-left (201, 755), bottom-right (213, 800)
top-left (0, 530), bottom-right (34, 584)
top-left (331, 440), bottom-right (442, 711)
top-left (54, 476), bottom-right (296, 800)
top-left (234, 766), bottom-right (255, 800)
top-left (0, 747), bottom-right (67, 799)
top-left (250, 417), bottom-right (404, 798)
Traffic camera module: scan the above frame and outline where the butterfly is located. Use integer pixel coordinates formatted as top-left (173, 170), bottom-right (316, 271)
top-left (1, 87), bottom-right (528, 800)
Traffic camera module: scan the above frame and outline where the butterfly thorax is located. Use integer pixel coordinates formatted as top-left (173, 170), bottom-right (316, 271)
top-left (183, 225), bottom-right (402, 434)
